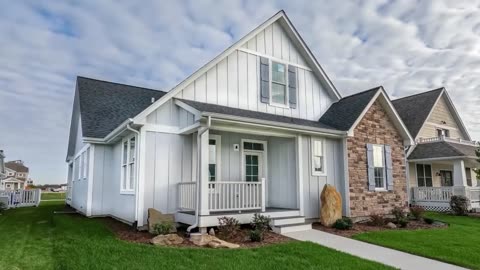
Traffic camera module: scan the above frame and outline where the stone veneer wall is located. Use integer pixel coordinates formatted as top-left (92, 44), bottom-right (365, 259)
top-left (347, 100), bottom-right (408, 217)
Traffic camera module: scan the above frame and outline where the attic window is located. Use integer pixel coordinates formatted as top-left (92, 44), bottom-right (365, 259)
top-left (271, 61), bottom-right (288, 105)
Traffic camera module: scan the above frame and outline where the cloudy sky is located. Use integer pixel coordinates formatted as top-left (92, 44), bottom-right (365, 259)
top-left (1, 0), bottom-right (479, 184)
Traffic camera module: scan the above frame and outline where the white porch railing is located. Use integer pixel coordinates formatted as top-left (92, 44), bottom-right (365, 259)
top-left (417, 136), bottom-right (478, 146)
top-left (178, 178), bottom-right (266, 213)
top-left (0, 189), bottom-right (41, 208)
top-left (412, 186), bottom-right (480, 211)
top-left (178, 182), bottom-right (196, 211)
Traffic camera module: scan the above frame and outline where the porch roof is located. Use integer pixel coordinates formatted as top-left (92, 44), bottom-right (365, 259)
top-left (409, 141), bottom-right (478, 160)
top-left (176, 99), bottom-right (341, 133)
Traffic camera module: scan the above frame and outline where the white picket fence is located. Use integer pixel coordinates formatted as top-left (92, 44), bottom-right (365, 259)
top-left (0, 189), bottom-right (42, 208)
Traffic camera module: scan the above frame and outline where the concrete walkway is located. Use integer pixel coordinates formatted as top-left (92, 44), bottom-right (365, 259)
top-left (284, 230), bottom-right (468, 270)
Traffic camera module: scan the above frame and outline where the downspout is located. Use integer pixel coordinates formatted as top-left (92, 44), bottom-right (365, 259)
top-left (187, 116), bottom-right (211, 233)
top-left (126, 119), bottom-right (142, 227)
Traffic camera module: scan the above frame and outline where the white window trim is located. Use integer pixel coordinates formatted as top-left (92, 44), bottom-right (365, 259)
top-left (209, 134), bottom-right (222, 182)
top-left (120, 134), bottom-right (137, 195)
top-left (372, 144), bottom-right (387, 191)
top-left (311, 137), bottom-right (327, 176)
top-left (415, 163), bottom-right (433, 187)
top-left (240, 139), bottom-right (268, 182)
top-left (269, 59), bottom-right (290, 108)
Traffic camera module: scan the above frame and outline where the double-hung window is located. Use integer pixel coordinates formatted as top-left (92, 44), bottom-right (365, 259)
top-left (208, 135), bottom-right (221, 182)
top-left (311, 139), bottom-right (325, 176)
top-left (416, 164), bottom-right (432, 187)
top-left (373, 145), bottom-right (386, 189)
top-left (121, 136), bottom-right (136, 193)
top-left (271, 61), bottom-right (288, 106)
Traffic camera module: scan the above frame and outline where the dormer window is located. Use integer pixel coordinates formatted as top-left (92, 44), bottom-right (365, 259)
top-left (437, 129), bottom-right (450, 138)
top-left (271, 61), bottom-right (287, 105)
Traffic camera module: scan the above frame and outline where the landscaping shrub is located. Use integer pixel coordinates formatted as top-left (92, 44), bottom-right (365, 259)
top-left (217, 216), bottom-right (240, 239)
top-left (424, 217), bottom-right (435, 224)
top-left (333, 217), bottom-right (353, 230)
top-left (369, 214), bottom-right (385, 226)
top-left (391, 207), bottom-right (407, 224)
top-left (153, 221), bottom-right (173, 235)
top-left (450, 195), bottom-right (469, 216)
top-left (249, 229), bottom-right (263, 242)
top-left (251, 213), bottom-right (271, 233)
top-left (0, 201), bottom-right (6, 215)
top-left (409, 206), bottom-right (425, 220)
top-left (398, 218), bottom-right (409, 228)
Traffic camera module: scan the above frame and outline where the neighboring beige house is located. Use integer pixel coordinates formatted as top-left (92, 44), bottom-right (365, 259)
top-left (1, 160), bottom-right (29, 191)
top-left (393, 88), bottom-right (479, 211)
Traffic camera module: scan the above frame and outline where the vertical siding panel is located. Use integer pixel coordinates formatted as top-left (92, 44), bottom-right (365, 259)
top-left (289, 40), bottom-right (298, 64)
top-left (168, 136), bottom-right (182, 212)
top-left (272, 22), bottom-right (282, 59)
top-left (247, 54), bottom-right (258, 111)
top-left (265, 25), bottom-right (273, 56)
top-left (154, 134), bottom-right (169, 213)
top-left (305, 71), bottom-right (315, 120)
top-left (194, 74), bottom-right (207, 102)
top-left (281, 28), bottom-right (290, 61)
top-left (298, 69), bottom-right (307, 119)
top-left (227, 51), bottom-right (239, 108)
top-left (238, 51), bottom-right (249, 110)
top-left (217, 58), bottom-right (228, 106)
top-left (206, 66), bottom-right (217, 104)
top-left (312, 75), bottom-right (321, 119)
top-left (247, 37), bottom-right (257, 51)
top-left (182, 82), bottom-right (195, 100)
top-left (256, 30), bottom-right (266, 54)
top-left (182, 135), bottom-right (192, 182)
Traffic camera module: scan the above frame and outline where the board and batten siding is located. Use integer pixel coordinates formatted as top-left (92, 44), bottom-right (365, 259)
top-left (146, 99), bottom-right (195, 127)
top-left (142, 132), bottom-right (193, 223)
top-left (418, 95), bottom-right (466, 140)
top-left (302, 136), bottom-right (346, 219)
top-left (174, 21), bottom-right (335, 121)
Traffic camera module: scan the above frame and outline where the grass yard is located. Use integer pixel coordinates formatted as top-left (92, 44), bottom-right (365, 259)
top-left (41, 192), bottom-right (66, 200)
top-left (0, 201), bottom-right (393, 270)
top-left (353, 212), bottom-right (480, 269)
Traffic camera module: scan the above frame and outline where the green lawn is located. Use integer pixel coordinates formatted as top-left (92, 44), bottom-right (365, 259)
top-left (41, 192), bottom-right (66, 200)
top-left (0, 201), bottom-right (393, 270)
top-left (353, 212), bottom-right (480, 269)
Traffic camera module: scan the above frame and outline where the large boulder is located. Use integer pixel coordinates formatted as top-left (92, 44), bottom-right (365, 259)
top-left (189, 233), bottom-right (240, 249)
top-left (148, 208), bottom-right (176, 234)
top-left (320, 184), bottom-right (343, 227)
top-left (150, 234), bottom-right (184, 246)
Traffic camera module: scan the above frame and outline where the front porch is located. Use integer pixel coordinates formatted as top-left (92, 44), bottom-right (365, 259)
top-left (409, 136), bottom-right (479, 211)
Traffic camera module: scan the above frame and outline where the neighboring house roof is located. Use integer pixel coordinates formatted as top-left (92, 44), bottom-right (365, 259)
top-left (77, 77), bottom-right (167, 138)
top-left (392, 88), bottom-right (443, 139)
top-left (5, 161), bottom-right (29, 173)
top-left (319, 87), bottom-right (380, 131)
top-left (1, 177), bottom-right (25, 183)
top-left (176, 99), bottom-right (340, 132)
top-left (409, 141), bottom-right (478, 160)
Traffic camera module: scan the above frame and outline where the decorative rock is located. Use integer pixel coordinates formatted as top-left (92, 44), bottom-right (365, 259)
top-left (386, 222), bottom-right (397, 229)
top-left (209, 228), bottom-right (215, 236)
top-left (320, 184), bottom-right (343, 227)
top-left (148, 208), bottom-right (176, 234)
top-left (190, 233), bottom-right (239, 249)
top-left (151, 234), bottom-right (184, 246)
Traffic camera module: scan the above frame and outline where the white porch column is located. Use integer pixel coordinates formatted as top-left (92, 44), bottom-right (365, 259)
top-left (296, 135), bottom-right (304, 216)
top-left (453, 159), bottom-right (467, 187)
top-left (198, 129), bottom-right (210, 216)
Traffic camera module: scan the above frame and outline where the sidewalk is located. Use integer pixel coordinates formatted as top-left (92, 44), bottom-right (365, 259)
top-left (284, 230), bottom-right (468, 270)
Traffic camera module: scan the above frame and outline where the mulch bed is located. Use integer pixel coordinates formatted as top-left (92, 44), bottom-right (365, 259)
top-left (313, 219), bottom-right (448, 238)
top-left (102, 218), bottom-right (292, 248)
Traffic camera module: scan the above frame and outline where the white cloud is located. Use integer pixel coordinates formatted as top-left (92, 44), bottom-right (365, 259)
top-left (0, 0), bottom-right (479, 184)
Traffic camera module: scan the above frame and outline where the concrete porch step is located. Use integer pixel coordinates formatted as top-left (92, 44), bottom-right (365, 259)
top-left (270, 216), bottom-right (306, 226)
top-left (272, 222), bottom-right (312, 234)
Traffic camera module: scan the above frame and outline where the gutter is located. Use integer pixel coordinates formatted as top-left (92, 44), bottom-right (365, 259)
top-left (187, 116), bottom-right (211, 233)
top-left (126, 119), bottom-right (142, 227)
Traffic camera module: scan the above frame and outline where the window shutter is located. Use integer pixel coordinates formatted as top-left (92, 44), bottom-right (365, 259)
top-left (288, 65), bottom-right (297, 108)
top-left (259, 57), bottom-right (270, 103)
top-left (367, 144), bottom-right (375, 191)
top-left (385, 145), bottom-right (394, 191)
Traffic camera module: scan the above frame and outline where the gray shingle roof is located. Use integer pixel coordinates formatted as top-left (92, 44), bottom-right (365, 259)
top-left (318, 87), bottom-right (381, 131)
top-left (392, 88), bottom-right (443, 139)
top-left (409, 141), bottom-right (478, 160)
top-left (177, 99), bottom-right (340, 132)
top-left (77, 77), bottom-right (167, 138)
